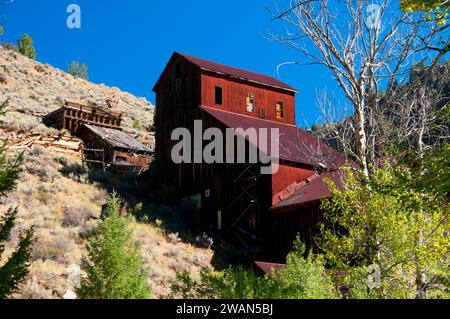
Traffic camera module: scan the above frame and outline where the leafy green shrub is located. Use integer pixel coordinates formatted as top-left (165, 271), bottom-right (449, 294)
top-left (132, 119), bottom-right (142, 130)
top-left (171, 239), bottom-right (338, 299)
top-left (274, 242), bottom-right (339, 299)
top-left (17, 34), bottom-right (36, 60)
top-left (319, 162), bottom-right (450, 299)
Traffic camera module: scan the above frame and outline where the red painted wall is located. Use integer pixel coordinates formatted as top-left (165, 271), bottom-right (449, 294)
top-left (201, 71), bottom-right (296, 125)
top-left (271, 164), bottom-right (315, 197)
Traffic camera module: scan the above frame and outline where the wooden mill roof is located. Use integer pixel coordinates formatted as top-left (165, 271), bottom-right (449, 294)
top-left (200, 106), bottom-right (351, 210)
top-left (83, 124), bottom-right (153, 153)
top-left (271, 170), bottom-right (345, 211)
top-left (200, 106), bottom-right (347, 169)
top-left (178, 53), bottom-right (297, 92)
top-left (153, 52), bottom-right (297, 93)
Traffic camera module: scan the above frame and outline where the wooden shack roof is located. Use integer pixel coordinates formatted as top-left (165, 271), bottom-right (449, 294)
top-left (83, 124), bottom-right (153, 153)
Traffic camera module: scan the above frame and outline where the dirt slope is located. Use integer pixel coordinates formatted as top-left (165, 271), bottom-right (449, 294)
top-left (0, 44), bottom-right (215, 299)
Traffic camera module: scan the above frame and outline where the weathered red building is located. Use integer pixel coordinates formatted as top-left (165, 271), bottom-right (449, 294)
top-left (153, 52), bottom-right (347, 260)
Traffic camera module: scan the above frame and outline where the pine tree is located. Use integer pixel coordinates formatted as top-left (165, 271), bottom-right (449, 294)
top-left (0, 209), bottom-right (34, 299)
top-left (67, 61), bottom-right (89, 80)
top-left (0, 113), bottom-right (34, 298)
top-left (77, 193), bottom-right (150, 299)
top-left (17, 34), bottom-right (36, 60)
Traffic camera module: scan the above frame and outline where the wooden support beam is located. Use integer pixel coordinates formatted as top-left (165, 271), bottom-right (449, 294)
top-left (63, 115), bottom-right (122, 130)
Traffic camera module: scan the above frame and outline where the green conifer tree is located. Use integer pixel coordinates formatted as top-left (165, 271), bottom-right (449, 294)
top-left (0, 100), bottom-right (34, 298)
top-left (67, 61), bottom-right (89, 80)
top-left (77, 193), bottom-right (150, 299)
top-left (17, 34), bottom-right (36, 60)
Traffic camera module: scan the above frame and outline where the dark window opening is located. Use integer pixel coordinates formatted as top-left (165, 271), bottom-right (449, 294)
top-left (258, 108), bottom-right (266, 119)
top-left (115, 156), bottom-right (127, 162)
top-left (215, 86), bottom-right (223, 106)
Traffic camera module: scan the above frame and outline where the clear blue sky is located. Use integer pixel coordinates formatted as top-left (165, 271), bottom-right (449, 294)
top-left (0, 0), bottom-right (345, 127)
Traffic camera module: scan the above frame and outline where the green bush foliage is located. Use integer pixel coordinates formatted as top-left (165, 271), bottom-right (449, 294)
top-left (319, 160), bottom-right (449, 299)
top-left (171, 239), bottom-right (338, 299)
top-left (17, 34), bottom-right (36, 60)
top-left (77, 192), bottom-right (151, 299)
top-left (67, 61), bottom-right (89, 80)
top-left (0, 133), bottom-right (34, 299)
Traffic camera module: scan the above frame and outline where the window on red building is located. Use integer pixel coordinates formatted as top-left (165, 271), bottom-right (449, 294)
top-left (215, 86), bottom-right (223, 106)
top-left (276, 101), bottom-right (284, 119)
top-left (246, 93), bottom-right (254, 112)
top-left (258, 108), bottom-right (266, 119)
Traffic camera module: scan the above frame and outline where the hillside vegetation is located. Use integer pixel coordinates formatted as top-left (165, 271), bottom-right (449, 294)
top-left (0, 44), bottom-right (155, 146)
top-left (0, 44), bottom-right (215, 299)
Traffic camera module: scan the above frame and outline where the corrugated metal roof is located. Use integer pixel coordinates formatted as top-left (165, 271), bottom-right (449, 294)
top-left (83, 124), bottom-right (153, 153)
top-left (200, 106), bottom-right (347, 169)
top-left (177, 52), bottom-right (297, 92)
top-left (271, 171), bottom-right (344, 210)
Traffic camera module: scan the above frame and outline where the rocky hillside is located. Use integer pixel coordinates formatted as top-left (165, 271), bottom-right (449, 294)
top-left (0, 44), bottom-right (155, 146)
top-left (0, 44), bottom-right (216, 299)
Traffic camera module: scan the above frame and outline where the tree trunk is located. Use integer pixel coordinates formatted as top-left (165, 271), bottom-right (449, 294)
top-left (415, 263), bottom-right (427, 299)
top-left (355, 100), bottom-right (369, 180)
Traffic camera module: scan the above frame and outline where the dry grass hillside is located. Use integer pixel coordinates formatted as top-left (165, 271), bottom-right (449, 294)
top-left (0, 44), bottom-right (216, 299)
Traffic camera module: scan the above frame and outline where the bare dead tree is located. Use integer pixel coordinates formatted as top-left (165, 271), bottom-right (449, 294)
top-left (270, 1), bottom-right (449, 298)
top-left (270, 0), bottom-right (448, 179)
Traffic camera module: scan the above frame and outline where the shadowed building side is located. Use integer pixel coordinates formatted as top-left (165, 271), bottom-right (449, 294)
top-left (153, 52), bottom-right (348, 260)
top-left (79, 124), bottom-right (154, 177)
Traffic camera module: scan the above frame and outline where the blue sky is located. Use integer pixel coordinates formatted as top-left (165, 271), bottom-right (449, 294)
top-left (0, 0), bottom-right (346, 127)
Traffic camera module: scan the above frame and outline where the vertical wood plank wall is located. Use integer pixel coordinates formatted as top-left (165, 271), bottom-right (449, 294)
top-left (201, 71), bottom-right (296, 125)
top-left (271, 164), bottom-right (316, 197)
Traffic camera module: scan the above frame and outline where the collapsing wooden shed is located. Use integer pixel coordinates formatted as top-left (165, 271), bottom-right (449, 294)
top-left (80, 124), bottom-right (153, 176)
top-left (43, 101), bottom-right (123, 136)
top-left (43, 101), bottom-right (153, 177)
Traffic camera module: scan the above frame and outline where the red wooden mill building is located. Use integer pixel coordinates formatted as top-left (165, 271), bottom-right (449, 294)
top-left (153, 52), bottom-right (347, 260)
